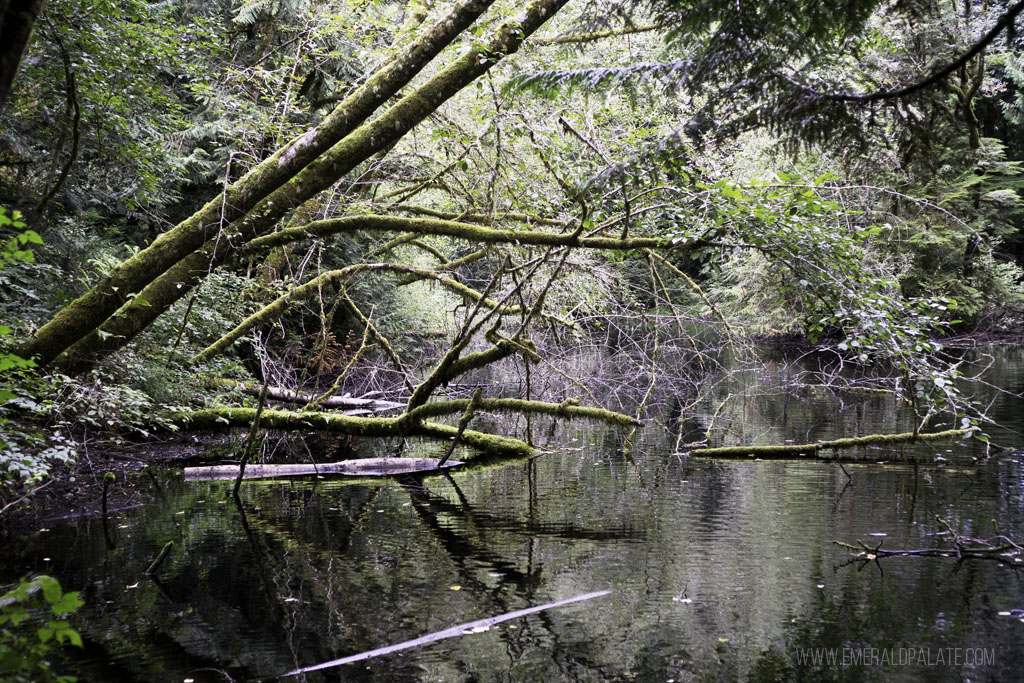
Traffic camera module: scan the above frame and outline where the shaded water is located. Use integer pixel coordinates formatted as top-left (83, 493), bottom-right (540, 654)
top-left (4, 348), bottom-right (1024, 682)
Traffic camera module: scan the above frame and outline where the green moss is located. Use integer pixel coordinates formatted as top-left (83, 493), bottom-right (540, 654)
top-left (689, 429), bottom-right (974, 460)
top-left (169, 406), bottom-right (535, 457)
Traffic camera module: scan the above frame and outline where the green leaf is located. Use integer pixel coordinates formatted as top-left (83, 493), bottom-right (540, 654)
top-left (39, 576), bottom-right (61, 604)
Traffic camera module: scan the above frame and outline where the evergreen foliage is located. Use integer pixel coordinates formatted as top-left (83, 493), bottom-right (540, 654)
top-left (0, 0), bottom-right (1021, 494)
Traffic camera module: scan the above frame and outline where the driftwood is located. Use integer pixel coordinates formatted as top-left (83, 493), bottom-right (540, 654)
top-left (835, 517), bottom-right (1024, 565)
top-left (688, 428), bottom-right (974, 460)
top-left (282, 589), bottom-right (611, 677)
top-left (208, 378), bottom-right (406, 413)
top-left (184, 457), bottom-right (464, 481)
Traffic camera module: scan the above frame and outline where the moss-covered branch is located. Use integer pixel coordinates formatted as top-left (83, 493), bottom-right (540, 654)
top-left (171, 407), bottom-right (532, 457)
top-left (19, 0), bottom-right (499, 367)
top-left (393, 204), bottom-right (570, 227)
top-left (192, 262), bottom-right (569, 363)
top-left (245, 214), bottom-right (674, 253)
top-left (689, 429), bottom-right (974, 459)
top-left (405, 396), bottom-right (639, 426)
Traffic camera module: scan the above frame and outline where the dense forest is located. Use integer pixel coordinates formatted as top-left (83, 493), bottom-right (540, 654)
top-left (2, 0), bottom-right (1024, 679)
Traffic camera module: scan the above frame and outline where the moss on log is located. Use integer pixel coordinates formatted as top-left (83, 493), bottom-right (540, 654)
top-left (689, 428), bottom-right (974, 459)
top-left (171, 407), bottom-right (533, 458)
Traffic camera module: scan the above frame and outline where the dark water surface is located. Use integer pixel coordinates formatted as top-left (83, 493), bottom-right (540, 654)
top-left (4, 349), bottom-right (1024, 682)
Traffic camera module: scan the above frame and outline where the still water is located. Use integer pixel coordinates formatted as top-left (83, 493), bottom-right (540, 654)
top-left (4, 348), bottom-right (1024, 682)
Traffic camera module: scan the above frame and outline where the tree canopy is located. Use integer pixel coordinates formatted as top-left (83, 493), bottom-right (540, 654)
top-left (2, 0), bottom-right (1023, 499)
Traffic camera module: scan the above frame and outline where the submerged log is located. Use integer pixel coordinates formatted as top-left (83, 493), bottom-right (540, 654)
top-left (184, 457), bottom-right (465, 481)
top-left (688, 428), bottom-right (974, 459)
top-left (282, 589), bottom-right (611, 676)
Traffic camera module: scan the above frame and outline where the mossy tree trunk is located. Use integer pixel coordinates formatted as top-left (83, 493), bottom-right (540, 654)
top-left (35, 0), bottom-right (569, 367)
top-left (18, 0), bottom-right (504, 367)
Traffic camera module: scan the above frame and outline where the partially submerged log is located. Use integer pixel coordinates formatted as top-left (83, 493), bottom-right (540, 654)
top-left (206, 378), bottom-right (406, 413)
top-left (172, 396), bottom-right (639, 460)
top-left (282, 589), bottom-right (611, 676)
top-left (688, 428), bottom-right (974, 460)
top-left (184, 457), bottom-right (465, 481)
top-left (173, 407), bottom-right (535, 457)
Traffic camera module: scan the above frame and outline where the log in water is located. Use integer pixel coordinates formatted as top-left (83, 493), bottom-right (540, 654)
top-left (183, 457), bottom-right (463, 481)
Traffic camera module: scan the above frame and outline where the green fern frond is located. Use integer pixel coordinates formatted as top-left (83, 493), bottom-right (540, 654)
top-left (233, 0), bottom-right (275, 26)
top-left (506, 60), bottom-right (691, 98)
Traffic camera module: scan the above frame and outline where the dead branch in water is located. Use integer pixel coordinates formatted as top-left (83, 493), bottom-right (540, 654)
top-left (835, 516), bottom-right (1024, 566)
top-left (281, 589), bottom-right (612, 677)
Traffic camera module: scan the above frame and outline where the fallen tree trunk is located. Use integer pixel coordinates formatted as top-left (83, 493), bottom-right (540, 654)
top-left (184, 457), bottom-right (465, 481)
top-left (207, 378), bottom-right (406, 413)
top-left (688, 428), bottom-right (974, 459)
top-left (173, 407), bottom-right (535, 457)
top-left (282, 589), bottom-right (611, 677)
top-left (172, 392), bottom-right (638, 459)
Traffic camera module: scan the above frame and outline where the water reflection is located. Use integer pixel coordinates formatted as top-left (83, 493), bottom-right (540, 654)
top-left (2, 350), bottom-right (1024, 681)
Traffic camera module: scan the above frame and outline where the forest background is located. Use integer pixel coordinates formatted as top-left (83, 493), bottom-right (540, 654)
top-left (2, 0), bottom-right (1024, 509)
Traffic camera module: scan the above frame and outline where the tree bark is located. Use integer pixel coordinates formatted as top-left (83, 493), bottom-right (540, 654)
top-left (0, 0), bottom-right (46, 108)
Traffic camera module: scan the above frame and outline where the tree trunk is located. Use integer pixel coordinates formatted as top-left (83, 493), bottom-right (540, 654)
top-left (0, 0), bottom-right (46, 108)
top-left (19, 0), bottom-right (497, 366)
top-left (34, 0), bottom-right (569, 368)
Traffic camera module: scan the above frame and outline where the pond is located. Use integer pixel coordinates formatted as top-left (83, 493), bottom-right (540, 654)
top-left (3, 347), bottom-right (1024, 682)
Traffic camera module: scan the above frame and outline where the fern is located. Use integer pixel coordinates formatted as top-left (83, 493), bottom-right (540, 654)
top-left (233, 0), bottom-right (275, 26)
top-left (507, 60), bottom-right (691, 97)
top-left (1001, 55), bottom-right (1024, 127)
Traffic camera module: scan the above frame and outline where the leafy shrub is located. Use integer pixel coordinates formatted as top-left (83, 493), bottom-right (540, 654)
top-left (0, 575), bottom-right (83, 683)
